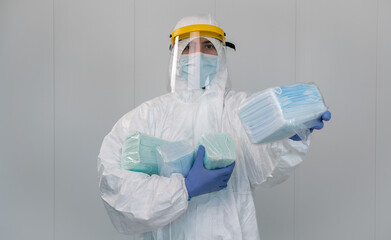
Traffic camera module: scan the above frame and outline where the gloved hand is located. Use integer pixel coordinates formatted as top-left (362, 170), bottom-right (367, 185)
top-left (290, 111), bottom-right (332, 141)
top-left (185, 145), bottom-right (235, 200)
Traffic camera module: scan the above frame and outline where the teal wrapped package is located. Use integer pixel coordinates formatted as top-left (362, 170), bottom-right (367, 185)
top-left (156, 141), bottom-right (195, 177)
top-left (238, 83), bottom-right (328, 144)
top-left (198, 134), bottom-right (236, 170)
top-left (120, 132), bottom-right (169, 175)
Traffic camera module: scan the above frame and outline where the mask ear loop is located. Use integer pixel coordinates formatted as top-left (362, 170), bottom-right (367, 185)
top-left (170, 36), bottom-right (179, 93)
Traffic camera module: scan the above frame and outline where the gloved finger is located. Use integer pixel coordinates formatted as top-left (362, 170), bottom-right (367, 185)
top-left (222, 176), bottom-right (232, 182)
top-left (322, 111), bottom-right (331, 121)
top-left (290, 134), bottom-right (302, 141)
top-left (218, 175), bottom-right (231, 183)
top-left (224, 164), bottom-right (236, 177)
top-left (226, 161), bottom-right (236, 171)
top-left (313, 121), bottom-right (324, 130)
top-left (222, 172), bottom-right (233, 178)
top-left (222, 162), bottom-right (236, 177)
top-left (218, 184), bottom-right (228, 190)
top-left (194, 145), bottom-right (205, 167)
top-left (211, 161), bottom-right (236, 175)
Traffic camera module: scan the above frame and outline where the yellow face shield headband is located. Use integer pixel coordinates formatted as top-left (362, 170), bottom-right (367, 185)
top-left (170, 24), bottom-right (226, 46)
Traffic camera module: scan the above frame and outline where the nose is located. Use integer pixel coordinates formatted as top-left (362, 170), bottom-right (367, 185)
top-left (192, 45), bottom-right (201, 53)
top-left (189, 40), bottom-right (202, 54)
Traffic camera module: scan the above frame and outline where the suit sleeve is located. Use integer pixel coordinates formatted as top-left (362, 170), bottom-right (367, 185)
top-left (97, 108), bottom-right (189, 234)
top-left (224, 91), bottom-right (310, 188)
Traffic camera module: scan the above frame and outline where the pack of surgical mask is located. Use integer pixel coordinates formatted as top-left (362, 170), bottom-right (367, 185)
top-left (238, 83), bottom-right (328, 144)
top-left (197, 134), bottom-right (236, 170)
top-left (120, 132), bottom-right (169, 175)
top-left (156, 141), bottom-right (195, 177)
top-left (121, 132), bottom-right (236, 175)
top-left (179, 52), bottom-right (218, 89)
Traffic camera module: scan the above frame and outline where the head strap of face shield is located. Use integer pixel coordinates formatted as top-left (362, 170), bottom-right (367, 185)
top-left (170, 24), bottom-right (226, 46)
top-left (225, 41), bottom-right (236, 51)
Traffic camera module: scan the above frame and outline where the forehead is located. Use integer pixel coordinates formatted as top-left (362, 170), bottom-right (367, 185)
top-left (186, 37), bottom-right (214, 45)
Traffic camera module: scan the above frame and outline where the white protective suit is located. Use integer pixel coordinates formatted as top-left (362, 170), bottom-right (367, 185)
top-left (98, 14), bottom-right (309, 240)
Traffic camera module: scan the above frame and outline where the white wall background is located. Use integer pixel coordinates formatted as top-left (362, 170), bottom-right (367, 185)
top-left (1, 0), bottom-right (390, 239)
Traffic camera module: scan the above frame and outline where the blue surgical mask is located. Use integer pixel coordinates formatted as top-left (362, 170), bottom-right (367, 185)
top-left (179, 52), bottom-right (219, 89)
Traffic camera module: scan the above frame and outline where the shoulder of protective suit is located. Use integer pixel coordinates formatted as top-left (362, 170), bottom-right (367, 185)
top-left (224, 90), bottom-right (249, 107)
top-left (137, 93), bottom-right (176, 109)
top-left (112, 93), bottom-right (176, 131)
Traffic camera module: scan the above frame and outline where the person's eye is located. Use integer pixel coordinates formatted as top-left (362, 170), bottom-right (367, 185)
top-left (182, 45), bottom-right (190, 54)
top-left (205, 44), bottom-right (215, 49)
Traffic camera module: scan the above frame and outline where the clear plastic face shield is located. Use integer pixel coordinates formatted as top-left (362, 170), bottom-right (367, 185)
top-left (180, 35), bottom-right (219, 89)
top-left (169, 25), bottom-right (227, 92)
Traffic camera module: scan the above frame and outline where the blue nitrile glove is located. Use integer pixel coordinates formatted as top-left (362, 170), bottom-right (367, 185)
top-left (290, 111), bottom-right (332, 141)
top-left (185, 145), bottom-right (235, 201)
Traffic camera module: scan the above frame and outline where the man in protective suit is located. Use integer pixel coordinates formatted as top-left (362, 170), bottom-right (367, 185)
top-left (98, 14), bottom-right (331, 240)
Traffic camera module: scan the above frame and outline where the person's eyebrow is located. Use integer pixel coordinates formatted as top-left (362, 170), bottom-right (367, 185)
top-left (200, 39), bottom-right (212, 44)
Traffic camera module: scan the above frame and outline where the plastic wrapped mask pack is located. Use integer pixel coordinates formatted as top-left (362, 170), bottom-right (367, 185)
top-left (156, 141), bottom-right (195, 177)
top-left (238, 83), bottom-right (328, 144)
top-left (198, 134), bottom-right (236, 170)
top-left (120, 132), bottom-right (169, 175)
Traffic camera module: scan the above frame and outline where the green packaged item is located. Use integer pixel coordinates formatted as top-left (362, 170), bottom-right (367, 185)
top-left (156, 141), bottom-right (195, 177)
top-left (120, 132), bottom-right (169, 175)
top-left (198, 134), bottom-right (236, 170)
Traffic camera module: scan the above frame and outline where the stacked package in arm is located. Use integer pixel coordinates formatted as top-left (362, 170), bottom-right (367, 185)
top-left (121, 132), bottom-right (237, 176)
top-left (156, 141), bottom-right (195, 177)
top-left (198, 134), bottom-right (236, 170)
top-left (238, 83), bottom-right (328, 144)
top-left (120, 132), bottom-right (169, 175)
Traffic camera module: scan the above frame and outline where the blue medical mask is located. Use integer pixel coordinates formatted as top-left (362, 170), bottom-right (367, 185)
top-left (179, 52), bottom-right (219, 89)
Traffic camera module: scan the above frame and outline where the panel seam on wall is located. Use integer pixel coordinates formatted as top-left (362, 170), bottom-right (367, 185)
top-left (133, 0), bottom-right (136, 108)
top-left (375, 0), bottom-right (379, 239)
top-left (294, 0), bottom-right (298, 239)
top-left (214, 0), bottom-right (217, 19)
top-left (52, 0), bottom-right (56, 239)
top-left (294, 0), bottom-right (298, 85)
